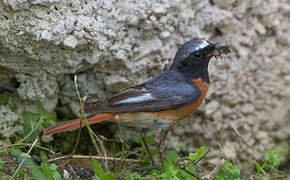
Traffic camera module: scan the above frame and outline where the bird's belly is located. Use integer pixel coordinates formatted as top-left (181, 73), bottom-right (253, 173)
top-left (117, 99), bottom-right (204, 129)
top-left (117, 79), bottom-right (209, 129)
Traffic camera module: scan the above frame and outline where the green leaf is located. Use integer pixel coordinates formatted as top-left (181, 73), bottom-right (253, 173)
top-left (18, 169), bottom-right (26, 177)
top-left (188, 152), bottom-right (197, 161)
top-left (37, 104), bottom-right (47, 117)
top-left (265, 150), bottom-right (281, 167)
top-left (196, 146), bottom-right (206, 157)
top-left (22, 111), bottom-right (39, 141)
top-left (217, 169), bottom-right (225, 180)
top-left (37, 104), bottom-right (57, 121)
top-left (188, 146), bottom-right (206, 161)
top-left (24, 158), bottom-right (47, 180)
top-left (188, 146), bottom-right (205, 161)
top-left (163, 159), bottom-right (173, 173)
top-left (91, 160), bottom-right (115, 180)
top-left (132, 135), bottom-right (141, 144)
top-left (261, 176), bottom-right (270, 180)
top-left (223, 161), bottom-right (241, 178)
top-left (24, 172), bottom-right (29, 180)
top-left (139, 156), bottom-right (151, 168)
top-left (10, 147), bottom-right (22, 156)
top-left (91, 160), bottom-right (106, 178)
top-left (166, 150), bottom-right (179, 162)
top-left (48, 162), bottom-right (61, 180)
top-left (1, 175), bottom-right (10, 180)
top-left (40, 151), bottom-right (52, 180)
top-left (145, 135), bottom-right (154, 145)
top-left (102, 174), bottom-right (116, 180)
top-left (22, 111), bottom-right (38, 126)
top-left (186, 164), bottom-right (196, 174)
top-left (49, 163), bottom-right (58, 171)
top-left (52, 171), bottom-right (62, 180)
top-left (0, 160), bottom-right (4, 171)
top-left (18, 169), bottom-right (24, 176)
top-left (254, 161), bottom-right (261, 175)
top-left (124, 171), bottom-right (141, 180)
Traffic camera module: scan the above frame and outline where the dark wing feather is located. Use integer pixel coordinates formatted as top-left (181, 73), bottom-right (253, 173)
top-left (85, 71), bottom-right (201, 115)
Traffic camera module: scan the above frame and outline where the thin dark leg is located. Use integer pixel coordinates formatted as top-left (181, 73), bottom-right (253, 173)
top-left (141, 129), bottom-right (156, 166)
top-left (158, 127), bottom-right (170, 168)
top-left (139, 129), bottom-right (161, 172)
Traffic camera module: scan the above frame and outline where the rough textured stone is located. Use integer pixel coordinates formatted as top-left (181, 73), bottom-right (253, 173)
top-left (0, 105), bottom-right (22, 138)
top-left (0, 0), bottom-right (289, 169)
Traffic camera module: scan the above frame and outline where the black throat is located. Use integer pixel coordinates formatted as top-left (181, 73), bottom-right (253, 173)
top-left (170, 62), bottom-right (210, 84)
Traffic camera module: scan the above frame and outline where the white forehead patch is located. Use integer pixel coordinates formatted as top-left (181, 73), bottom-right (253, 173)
top-left (194, 40), bottom-right (210, 51)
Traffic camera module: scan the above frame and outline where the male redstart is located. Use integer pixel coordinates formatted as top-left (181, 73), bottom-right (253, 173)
top-left (43, 39), bottom-right (230, 168)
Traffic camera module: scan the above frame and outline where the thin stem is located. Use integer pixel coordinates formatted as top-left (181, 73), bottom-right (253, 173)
top-left (10, 138), bottom-right (38, 180)
top-left (0, 143), bottom-right (55, 155)
top-left (48, 155), bottom-right (140, 163)
top-left (74, 75), bottom-right (103, 168)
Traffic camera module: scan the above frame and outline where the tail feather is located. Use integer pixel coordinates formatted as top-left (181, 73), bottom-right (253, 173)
top-left (43, 113), bottom-right (115, 135)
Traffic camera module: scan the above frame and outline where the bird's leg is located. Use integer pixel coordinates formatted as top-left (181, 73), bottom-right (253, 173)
top-left (158, 127), bottom-right (170, 169)
top-left (140, 129), bottom-right (161, 171)
top-left (141, 129), bottom-right (155, 165)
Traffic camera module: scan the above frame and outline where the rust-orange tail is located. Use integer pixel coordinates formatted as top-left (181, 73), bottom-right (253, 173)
top-left (43, 113), bottom-right (116, 135)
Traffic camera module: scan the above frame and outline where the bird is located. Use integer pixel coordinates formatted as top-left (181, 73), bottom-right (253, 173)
top-left (43, 39), bottom-right (230, 168)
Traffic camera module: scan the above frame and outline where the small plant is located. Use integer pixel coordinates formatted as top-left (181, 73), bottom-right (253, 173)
top-left (150, 150), bottom-right (198, 180)
top-left (20, 104), bottom-right (56, 143)
top-left (124, 171), bottom-right (141, 180)
top-left (124, 146), bottom-right (207, 180)
top-left (265, 150), bottom-right (281, 170)
top-left (0, 104), bottom-right (61, 180)
top-left (217, 161), bottom-right (241, 180)
top-left (38, 151), bottom-right (61, 180)
top-left (11, 149), bottom-right (61, 180)
top-left (254, 150), bottom-right (286, 179)
top-left (91, 159), bottom-right (116, 180)
top-left (188, 146), bottom-right (206, 161)
top-left (10, 146), bottom-right (22, 156)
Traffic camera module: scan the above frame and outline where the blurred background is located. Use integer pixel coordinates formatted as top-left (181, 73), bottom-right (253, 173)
top-left (0, 0), bottom-right (289, 178)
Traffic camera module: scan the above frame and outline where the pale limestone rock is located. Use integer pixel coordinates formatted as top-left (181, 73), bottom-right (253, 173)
top-left (63, 35), bottom-right (78, 48)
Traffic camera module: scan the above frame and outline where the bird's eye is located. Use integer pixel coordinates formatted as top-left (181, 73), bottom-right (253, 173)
top-left (193, 52), bottom-right (202, 59)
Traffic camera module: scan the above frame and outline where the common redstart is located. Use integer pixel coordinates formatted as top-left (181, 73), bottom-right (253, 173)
top-left (43, 39), bottom-right (230, 168)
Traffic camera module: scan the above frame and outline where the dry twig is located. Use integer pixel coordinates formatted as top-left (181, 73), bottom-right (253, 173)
top-left (201, 159), bottom-right (225, 180)
top-left (0, 143), bottom-right (55, 155)
top-left (48, 154), bottom-right (140, 163)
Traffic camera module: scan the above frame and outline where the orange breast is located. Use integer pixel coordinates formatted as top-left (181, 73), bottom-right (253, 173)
top-left (179, 78), bottom-right (209, 116)
top-left (118, 78), bottom-right (209, 128)
top-left (162, 78), bottom-right (209, 125)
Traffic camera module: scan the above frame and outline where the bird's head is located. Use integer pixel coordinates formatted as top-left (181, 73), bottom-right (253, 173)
top-left (171, 39), bottom-right (230, 72)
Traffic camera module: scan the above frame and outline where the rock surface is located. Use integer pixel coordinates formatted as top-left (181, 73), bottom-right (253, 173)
top-left (0, 0), bottom-right (289, 168)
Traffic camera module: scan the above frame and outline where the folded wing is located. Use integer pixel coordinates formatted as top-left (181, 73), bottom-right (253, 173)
top-left (85, 72), bottom-right (201, 116)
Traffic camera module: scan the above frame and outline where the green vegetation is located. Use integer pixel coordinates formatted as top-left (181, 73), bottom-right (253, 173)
top-left (2, 146), bottom-right (60, 180)
top-left (0, 92), bottom-right (9, 105)
top-left (91, 160), bottom-right (116, 180)
top-left (217, 161), bottom-right (241, 180)
top-left (253, 150), bottom-right (287, 179)
top-left (0, 104), bottom-right (289, 179)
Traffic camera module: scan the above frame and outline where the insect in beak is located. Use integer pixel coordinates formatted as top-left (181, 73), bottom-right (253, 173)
top-left (207, 45), bottom-right (231, 59)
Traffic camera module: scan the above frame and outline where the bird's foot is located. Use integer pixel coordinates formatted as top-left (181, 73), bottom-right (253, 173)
top-left (157, 142), bottom-right (168, 167)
